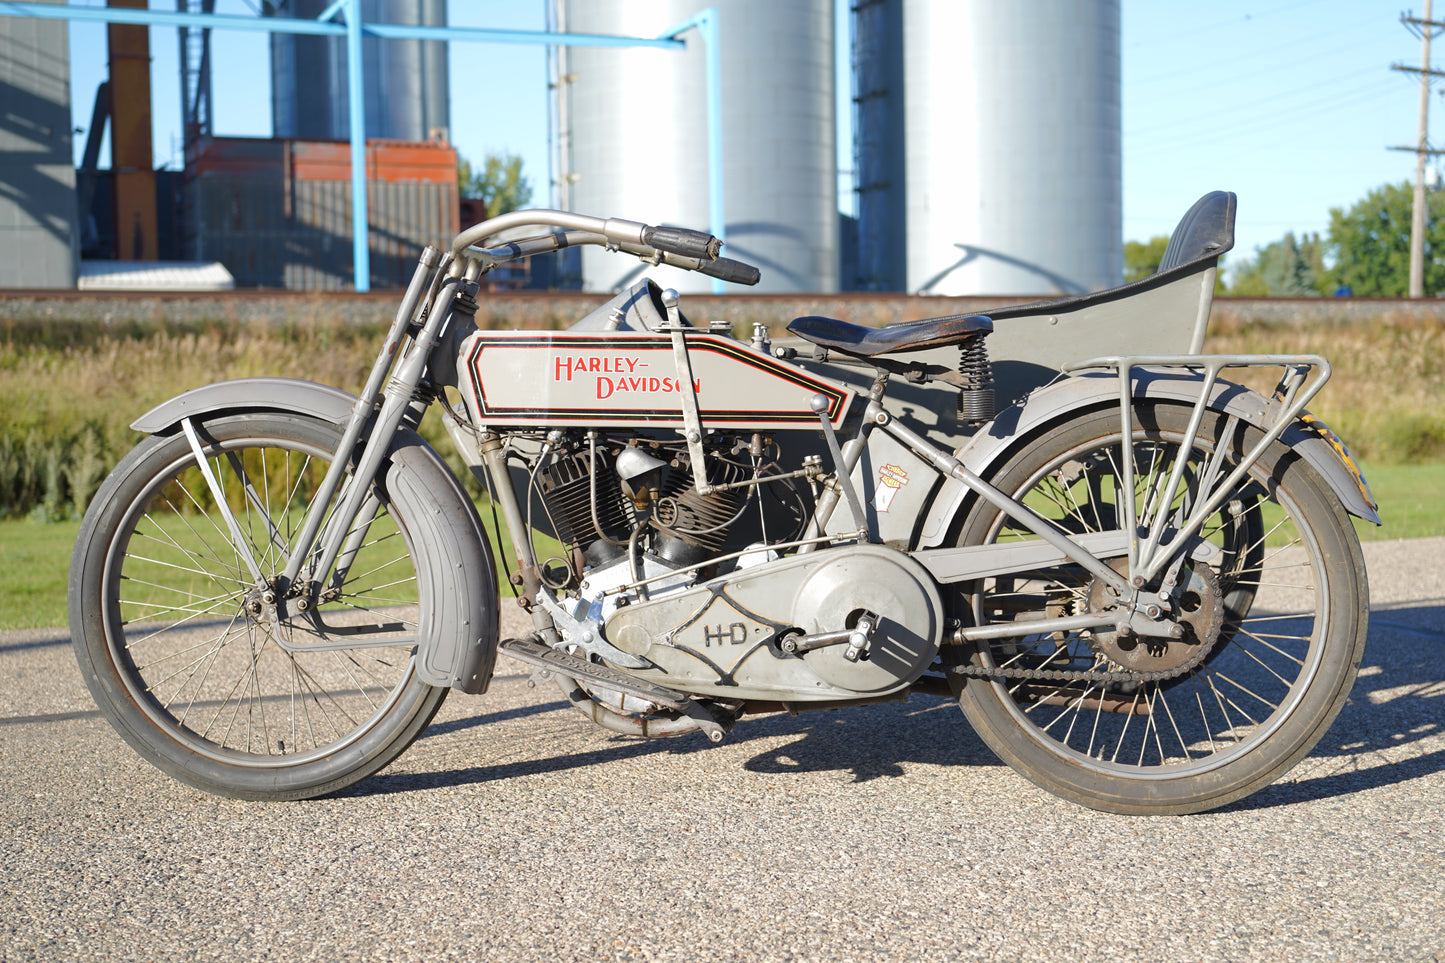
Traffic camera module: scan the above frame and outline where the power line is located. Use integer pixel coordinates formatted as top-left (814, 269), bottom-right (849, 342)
top-left (1396, 6), bottom-right (1445, 297)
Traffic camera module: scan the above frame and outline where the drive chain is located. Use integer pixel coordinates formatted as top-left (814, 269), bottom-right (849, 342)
top-left (948, 633), bottom-right (1215, 685)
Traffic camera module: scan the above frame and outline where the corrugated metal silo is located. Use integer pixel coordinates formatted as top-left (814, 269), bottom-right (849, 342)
top-left (902, 0), bottom-right (1121, 295)
top-left (557, 0), bottom-right (836, 293)
top-left (0, 3), bottom-right (77, 288)
top-left (270, 0), bottom-right (449, 143)
top-left (851, 0), bottom-right (906, 292)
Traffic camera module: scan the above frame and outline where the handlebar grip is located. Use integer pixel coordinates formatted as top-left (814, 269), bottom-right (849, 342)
top-left (696, 256), bottom-right (762, 286)
top-left (642, 225), bottom-right (723, 261)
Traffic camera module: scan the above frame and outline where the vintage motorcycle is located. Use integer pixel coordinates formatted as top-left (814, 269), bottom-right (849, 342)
top-left (68, 192), bottom-right (1378, 815)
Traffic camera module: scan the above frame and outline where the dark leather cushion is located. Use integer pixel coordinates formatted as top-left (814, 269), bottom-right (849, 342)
top-left (786, 313), bottom-right (993, 358)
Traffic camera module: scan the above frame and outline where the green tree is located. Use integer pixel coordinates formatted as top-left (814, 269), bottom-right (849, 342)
top-left (1124, 233), bottom-right (1227, 293)
top-left (1324, 180), bottom-right (1445, 296)
top-left (1124, 235), bottom-right (1170, 282)
top-left (1226, 231), bottom-right (1327, 297)
top-left (458, 151), bottom-right (534, 218)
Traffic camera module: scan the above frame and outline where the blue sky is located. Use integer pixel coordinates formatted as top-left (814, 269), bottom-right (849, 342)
top-left (64, 0), bottom-right (1421, 277)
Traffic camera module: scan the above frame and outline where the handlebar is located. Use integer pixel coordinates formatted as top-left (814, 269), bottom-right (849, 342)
top-left (450, 209), bottom-right (760, 287)
top-left (696, 257), bottom-right (762, 286)
top-left (641, 225), bottom-right (722, 261)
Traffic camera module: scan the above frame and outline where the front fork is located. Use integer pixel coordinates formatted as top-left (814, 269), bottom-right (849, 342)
top-left (184, 247), bottom-right (467, 614)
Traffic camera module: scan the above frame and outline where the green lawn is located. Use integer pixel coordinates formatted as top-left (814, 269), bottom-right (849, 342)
top-left (0, 516), bottom-right (82, 631)
top-left (4, 460), bottom-right (1439, 632)
top-left (0, 503), bottom-right (532, 633)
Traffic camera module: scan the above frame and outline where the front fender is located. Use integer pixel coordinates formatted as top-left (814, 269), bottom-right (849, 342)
top-left (130, 377), bottom-right (499, 694)
top-left (915, 369), bottom-right (1380, 550)
top-left (132, 378), bottom-right (358, 433)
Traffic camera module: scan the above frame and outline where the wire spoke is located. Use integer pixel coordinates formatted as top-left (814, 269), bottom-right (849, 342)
top-left (100, 429), bottom-right (422, 769)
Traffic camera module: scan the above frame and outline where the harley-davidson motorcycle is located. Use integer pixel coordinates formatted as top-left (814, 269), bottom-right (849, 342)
top-left (68, 192), bottom-right (1377, 814)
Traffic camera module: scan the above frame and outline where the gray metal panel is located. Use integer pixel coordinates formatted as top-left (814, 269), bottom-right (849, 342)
top-left (188, 173), bottom-right (455, 289)
top-left (902, 0), bottom-right (1121, 296)
top-left (0, 0), bottom-right (77, 288)
top-left (271, 0), bottom-right (449, 142)
top-left (560, 0), bottom-right (837, 294)
top-left (902, 266), bottom-right (1219, 414)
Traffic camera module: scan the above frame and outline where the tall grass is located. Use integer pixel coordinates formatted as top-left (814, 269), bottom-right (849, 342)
top-left (1205, 310), bottom-right (1445, 464)
top-left (0, 318), bottom-right (384, 518)
top-left (2, 309), bottom-right (1441, 518)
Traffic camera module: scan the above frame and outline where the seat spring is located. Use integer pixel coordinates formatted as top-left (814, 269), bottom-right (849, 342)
top-left (957, 334), bottom-right (996, 425)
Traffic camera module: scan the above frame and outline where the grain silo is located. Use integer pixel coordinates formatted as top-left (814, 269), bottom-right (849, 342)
top-left (851, 0), bottom-right (906, 292)
top-left (0, 7), bottom-right (77, 288)
top-left (902, 0), bottom-right (1121, 295)
top-left (269, 0), bottom-right (449, 143)
top-left (556, 0), bottom-right (836, 293)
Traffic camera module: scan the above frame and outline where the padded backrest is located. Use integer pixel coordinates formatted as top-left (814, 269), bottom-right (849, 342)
top-left (1158, 191), bottom-right (1237, 274)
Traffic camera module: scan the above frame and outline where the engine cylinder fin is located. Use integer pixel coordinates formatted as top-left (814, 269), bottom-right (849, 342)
top-left (653, 458), bottom-right (748, 566)
top-left (538, 450), bottom-right (632, 565)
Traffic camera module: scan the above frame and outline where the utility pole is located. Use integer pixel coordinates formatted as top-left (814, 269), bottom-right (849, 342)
top-left (1393, 2), bottom-right (1445, 297)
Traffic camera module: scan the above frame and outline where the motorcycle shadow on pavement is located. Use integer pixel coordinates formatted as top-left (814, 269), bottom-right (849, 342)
top-left (1220, 598), bottom-right (1445, 813)
top-left (354, 692), bottom-right (994, 797)
top-left (369, 600), bottom-right (1445, 807)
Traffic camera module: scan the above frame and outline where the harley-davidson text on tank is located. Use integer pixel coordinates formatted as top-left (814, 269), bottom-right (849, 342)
top-left (457, 331), bottom-right (854, 430)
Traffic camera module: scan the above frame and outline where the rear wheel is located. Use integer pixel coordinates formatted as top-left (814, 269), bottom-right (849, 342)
top-left (69, 413), bottom-right (450, 800)
top-left (950, 403), bottom-right (1368, 815)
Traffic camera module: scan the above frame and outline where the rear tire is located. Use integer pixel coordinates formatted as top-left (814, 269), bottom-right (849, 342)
top-left (950, 403), bottom-right (1369, 815)
top-left (69, 413), bottom-right (456, 800)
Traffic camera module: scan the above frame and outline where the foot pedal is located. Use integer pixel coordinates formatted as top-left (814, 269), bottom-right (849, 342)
top-left (499, 636), bottom-right (688, 711)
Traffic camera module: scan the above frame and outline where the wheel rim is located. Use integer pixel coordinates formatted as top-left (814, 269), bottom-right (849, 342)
top-left (101, 430), bottom-right (425, 768)
top-left (969, 423), bottom-right (1330, 779)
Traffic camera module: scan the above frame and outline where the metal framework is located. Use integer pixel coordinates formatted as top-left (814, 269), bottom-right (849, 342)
top-left (0, 2), bottom-right (721, 292)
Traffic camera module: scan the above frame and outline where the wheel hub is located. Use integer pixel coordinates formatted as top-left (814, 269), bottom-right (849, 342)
top-left (1088, 558), bottom-right (1224, 673)
top-left (242, 581), bottom-right (294, 631)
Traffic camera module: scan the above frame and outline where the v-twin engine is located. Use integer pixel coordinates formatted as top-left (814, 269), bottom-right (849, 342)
top-left (530, 436), bottom-right (942, 700)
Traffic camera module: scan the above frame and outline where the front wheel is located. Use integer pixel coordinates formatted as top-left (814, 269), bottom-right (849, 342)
top-left (68, 413), bottom-right (467, 800)
top-left (949, 403), bottom-right (1369, 815)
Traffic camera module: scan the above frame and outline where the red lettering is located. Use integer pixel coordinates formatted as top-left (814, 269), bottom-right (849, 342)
top-left (597, 376), bottom-right (614, 400)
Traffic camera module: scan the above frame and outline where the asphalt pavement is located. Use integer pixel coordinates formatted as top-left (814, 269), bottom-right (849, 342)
top-left (1, 538), bottom-right (1442, 962)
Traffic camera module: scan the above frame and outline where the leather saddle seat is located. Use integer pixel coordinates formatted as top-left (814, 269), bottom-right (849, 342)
top-left (785, 313), bottom-right (993, 359)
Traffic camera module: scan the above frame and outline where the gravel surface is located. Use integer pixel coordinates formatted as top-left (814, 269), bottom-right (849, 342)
top-left (2, 538), bottom-right (1442, 962)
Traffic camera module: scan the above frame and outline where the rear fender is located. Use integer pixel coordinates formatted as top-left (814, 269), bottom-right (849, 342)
top-left (915, 369), bottom-right (1380, 550)
top-left (130, 377), bottom-right (499, 694)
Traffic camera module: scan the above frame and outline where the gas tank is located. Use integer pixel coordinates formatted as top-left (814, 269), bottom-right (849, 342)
top-left (455, 329), bottom-right (854, 431)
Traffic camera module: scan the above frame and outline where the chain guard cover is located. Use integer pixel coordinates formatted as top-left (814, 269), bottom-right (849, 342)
top-left (604, 545), bottom-right (943, 701)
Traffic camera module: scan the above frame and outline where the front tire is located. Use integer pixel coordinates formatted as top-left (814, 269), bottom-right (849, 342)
top-left (950, 403), bottom-right (1369, 815)
top-left (69, 413), bottom-right (456, 800)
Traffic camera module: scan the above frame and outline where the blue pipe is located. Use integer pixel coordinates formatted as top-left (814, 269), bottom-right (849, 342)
top-left (0, 1), bottom-right (692, 293)
top-left (0, 2), bottom-right (346, 34)
top-left (661, 8), bottom-right (723, 292)
top-left (366, 23), bottom-right (684, 49)
top-left (0, 3), bottom-right (686, 49)
top-left (344, 0), bottom-right (370, 293)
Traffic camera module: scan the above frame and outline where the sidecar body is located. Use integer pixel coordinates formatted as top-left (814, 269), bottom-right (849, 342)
top-left (782, 191), bottom-right (1235, 453)
top-left (803, 191), bottom-right (1234, 409)
top-left (975, 190), bottom-right (1235, 408)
